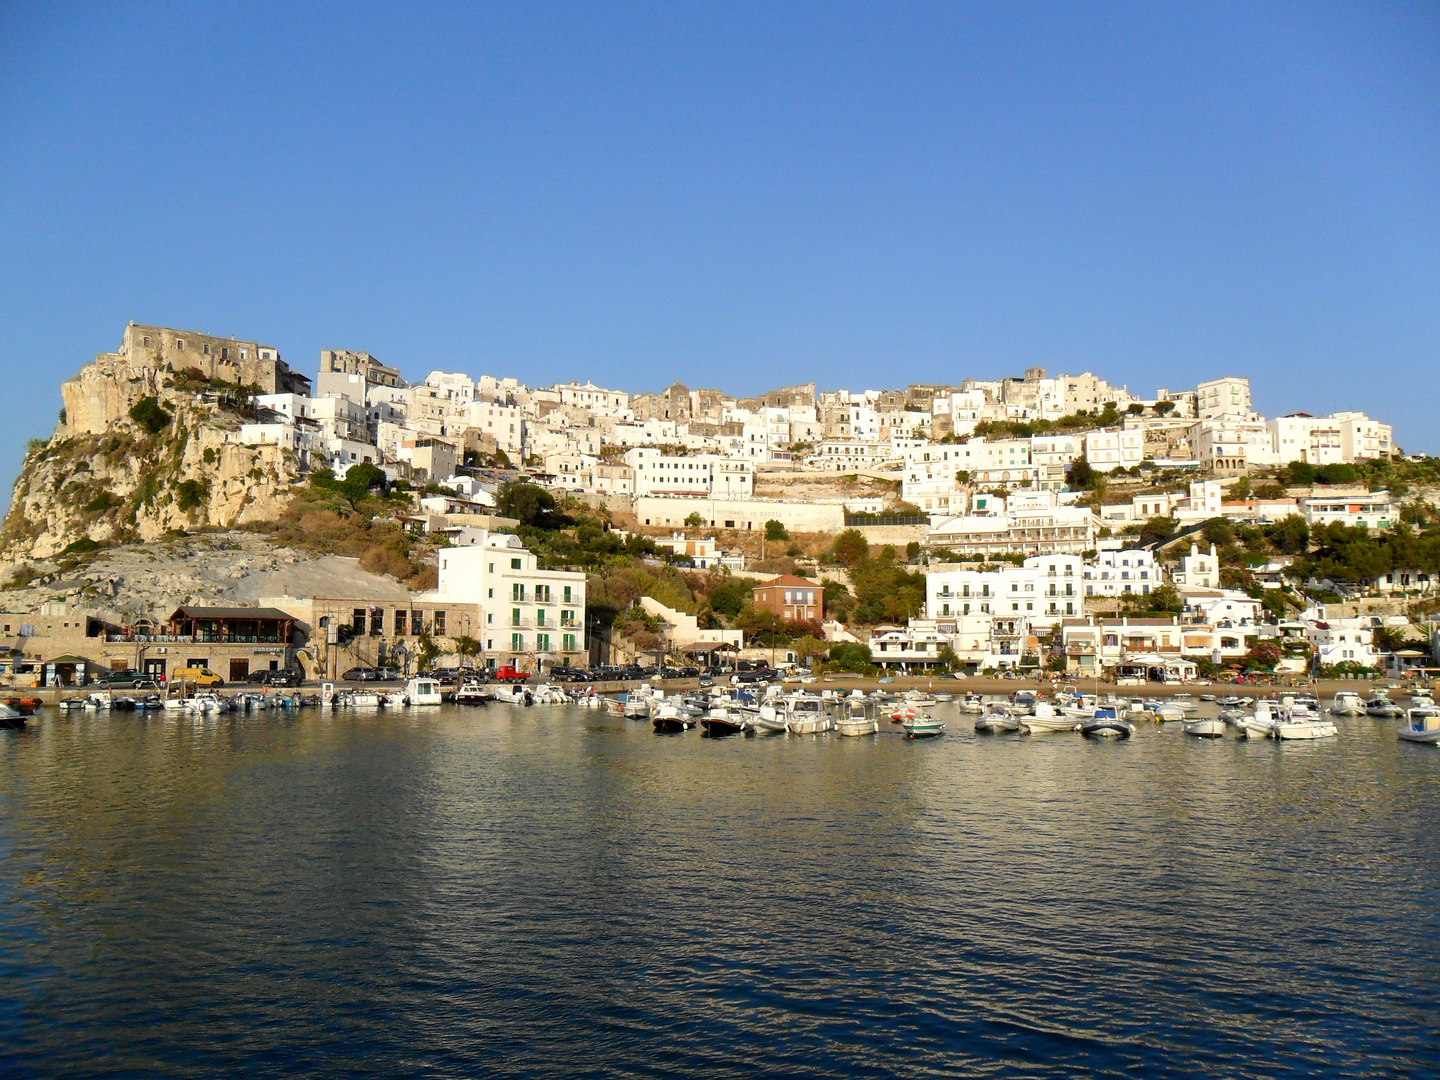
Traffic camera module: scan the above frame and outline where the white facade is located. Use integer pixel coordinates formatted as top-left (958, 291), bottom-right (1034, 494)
top-left (1172, 543), bottom-right (1221, 588)
top-left (624, 449), bottom-right (753, 499)
top-left (423, 530), bottom-right (587, 663)
top-left (1306, 618), bottom-right (1376, 669)
top-left (1083, 548), bottom-right (1161, 597)
top-left (1083, 428), bottom-right (1144, 472)
top-left (926, 554), bottom-right (1084, 627)
top-left (1298, 492), bottom-right (1394, 530)
top-left (1196, 377), bottom-right (1251, 420)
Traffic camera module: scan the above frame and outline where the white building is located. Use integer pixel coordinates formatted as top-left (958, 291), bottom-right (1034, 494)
top-left (1172, 543), bottom-right (1221, 588)
top-left (925, 500), bottom-right (1097, 557)
top-left (926, 554), bottom-right (1084, 627)
top-left (624, 449), bottom-right (753, 499)
top-left (1083, 428), bottom-right (1145, 472)
top-left (553, 381), bottom-right (630, 414)
top-left (1083, 547), bottom-right (1161, 597)
top-left (1306, 618), bottom-right (1376, 669)
top-left (1297, 491), bottom-right (1394, 530)
top-left (421, 530), bottom-right (587, 666)
top-left (1196, 377), bottom-right (1251, 420)
top-left (1189, 418), bottom-right (1277, 472)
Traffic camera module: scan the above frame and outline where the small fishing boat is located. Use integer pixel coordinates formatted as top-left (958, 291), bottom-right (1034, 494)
top-left (1182, 716), bottom-right (1226, 738)
top-left (652, 704), bottom-right (694, 734)
top-left (454, 678), bottom-right (490, 706)
top-left (785, 696), bottom-right (832, 734)
top-left (1008, 690), bottom-right (1038, 716)
top-left (1331, 691), bottom-right (1365, 716)
top-left (406, 677), bottom-right (443, 706)
top-left (889, 704), bottom-right (918, 723)
top-left (901, 713), bottom-right (945, 738)
top-left (700, 710), bottom-right (747, 737)
top-left (1273, 712), bottom-right (1338, 740)
top-left (349, 690), bottom-right (381, 708)
top-left (1199, 693), bottom-right (1217, 702)
top-left (1080, 707), bottom-right (1134, 739)
top-left (1397, 706), bottom-right (1440, 745)
top-left (835, 694), bottom-right (877, 736)
top-left (1216, 695), bottom-right (1244, 708)
top-left (1020, 703), bottom-right (1079, 734)
top-left (1366, 694), bottom-right (1404, 719)
top-left (958, 692), bottom-right (986, 713)
top-left (0, 702), bottom-right (27, 729)
top-left (975, 704), bottom-right (1020, 734)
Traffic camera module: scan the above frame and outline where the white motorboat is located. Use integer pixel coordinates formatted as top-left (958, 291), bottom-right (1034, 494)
top-left (406, 677), bottom-right (443, 706)
top-left (381, 689), bottom-right (408, 707)
top-left (1149, 701), bottom-right (1186, 723)
top-left (835, 695), bottom-right (878, 736)
top-left (1080, 707), bottom-right (1134, 739)
top-left (1020, 703), bottom-right (1079, 734)
top-left (1008, 691), bottom-right (1038, 716)
top-left (623, 686), bottom-right (660, 718)
top-left (454, 678), bottom-right (490, 706)
top-left (1236, 702), bottom-right (1279, 740)
top-left (86, 691), bottom-right (113, 710)
top-left (1273, 712), bottom-right (1338, 740)
top-left (652, 703), bottom-right (694, 733)
top-left (957, 692), bottom-right (986, 713)
top-left (1330, 691), bottom-right (1365, 716)
top-left (1409, 689), bottom-right (1435, 710)
top-left (975, 703), bottom-right (1018, 734)
top-left (1397, 706), bottom-right (1440, 744)
top-left (784, 695), bottom-right (833, 734)
top-left (902, 690), bottom-right (938, 708)
top-left (1182, 716), bottom-right (1225, 738)
top-left (349, 690), bottom-right (381, 708)
top-left (1170, 693), bottom-right (1200, 714)
top-left (1366, 694), bottom-right (1404, 719)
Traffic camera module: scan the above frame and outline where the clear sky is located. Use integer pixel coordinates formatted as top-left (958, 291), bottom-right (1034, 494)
top-left (1, 1), bottom-right (1437, 494)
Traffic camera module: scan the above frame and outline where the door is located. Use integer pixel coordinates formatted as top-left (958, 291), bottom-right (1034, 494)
top-left (143, 658), bottom-right (166, 678)
top-left (229, 658), bottom-right (249, 681)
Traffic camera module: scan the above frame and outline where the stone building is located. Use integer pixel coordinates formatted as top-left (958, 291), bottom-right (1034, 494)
top-left (121, 323), bottom-right (310, 396)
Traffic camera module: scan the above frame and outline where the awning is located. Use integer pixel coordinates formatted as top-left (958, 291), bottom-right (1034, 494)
top-left (682, 641), bottom-right (739, 655)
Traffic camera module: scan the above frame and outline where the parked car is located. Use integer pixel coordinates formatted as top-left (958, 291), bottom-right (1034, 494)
top-left (341, 666), bottom-right (380, 682)
top-left (246, 669), bottom-right (303, 687)
top-left (374, 666), bottom-right (401, 681)
top-left (97, 669), bottom-right (145, 688)
top-left (171, 666), bottom-right (225, 686)
top-left (548, 666), bottom-right (593, 683)
top-left (677, 666), bottom-right (700, 678)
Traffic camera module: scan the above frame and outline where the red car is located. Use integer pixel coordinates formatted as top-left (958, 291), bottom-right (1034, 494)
top-left (493, 663), bottom-right (531, 683)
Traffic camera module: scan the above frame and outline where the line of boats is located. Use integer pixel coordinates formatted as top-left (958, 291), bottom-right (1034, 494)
top-left (619, 684), bottom-right (946, 738)
top-left (14, 678), bottom-right (1440, 747)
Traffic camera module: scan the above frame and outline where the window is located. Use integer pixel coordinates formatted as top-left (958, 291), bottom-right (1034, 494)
top-left (175, 339), bottom-right (185, 350)
top-left (563, 585), bottom-right (572, 604)
top-left (537, 633), bottom-right (550, 651)
top-left (537, 610), bottom-right (545, 627)
top-left (434, 611), bottom-right (445, 635)
top-left (353, 608), bottom-right (367, 634)
top-left (512, 633), bottom-right (524, 652)
top-left (394, 610), bottom-right (406, 635)
top-left (411, 610), bottom-right (424, 636)
top-left (563, 633), bottom-right (577, 652)
top-left (512, 583), bottom-right (523, 601)
top-left (512, 608), bottom-right (522, 626)
top-left (221, 347), bottom-right (228, 360)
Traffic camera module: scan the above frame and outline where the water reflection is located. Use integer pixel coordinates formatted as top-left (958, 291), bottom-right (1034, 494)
top-left (1, 703), bottom-right (1438, 1076)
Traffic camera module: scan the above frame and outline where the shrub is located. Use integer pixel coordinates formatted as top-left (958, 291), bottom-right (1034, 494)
top-left (765, 520), bottom-right (789, 541)
top-left (175, 479), bottom-right (209, 512)
top-left (83, 492), bottom-right (120, 513)
top-left (129, 396), bottom-right (172, 435)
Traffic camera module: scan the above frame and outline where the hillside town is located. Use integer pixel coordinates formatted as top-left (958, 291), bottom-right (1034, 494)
top-left (3, 321), bottom-right (1438, 688)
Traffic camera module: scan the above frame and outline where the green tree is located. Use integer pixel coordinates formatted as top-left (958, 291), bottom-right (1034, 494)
top-left (1138, 516), bottom-right (1177, 546)
top-left (1267, 514), bottom-right (1311, 554)
top-left (684, 512), bottom-right (704, 528)
top-left (832, 529), bottom-right (870, 568)
top-left (765, 519), bottom-right (789, 541)
top-left (1154, 400), bottom-right (1176, 416)
top-left (707, 577), bottom-right (752, 618)
top-left (496, 480), bottom-right (561, 528)
top-left (827, 643), bottom-right (873, 672)
top-left (1068, 456), bottom-right (1095, 490)
top-left (453, 635), bottom-right (481, 662)
top-left (1201, 517), bottom-right (1235, 548)
top-left (129, 396), bottom-right (172, 435)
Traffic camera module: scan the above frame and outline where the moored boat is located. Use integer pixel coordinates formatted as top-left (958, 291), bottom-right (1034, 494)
top-left (1020, 703), bottom-right (1079, 734)
top-left (0, 702), bottom-right (27, 729)
top-left (1366, 694), bottom-right (1404, 719)
top-left (406, 677), bottom-right (443, 706)
top-left (901, 713), bottom-right (944, 738)
top-left (975, 704), bottom-right (1020, 734)
top-left (1080, 707), bottom-right (1134, 739)
top-left (1397, 707), bottom-right (1440, 744)
top-left (1182, 716), bottom-right (1226, 738)
top-left (835, 694), bottom-right (877, 736)
top-left (1331, 691), bottom-right (1365, 716)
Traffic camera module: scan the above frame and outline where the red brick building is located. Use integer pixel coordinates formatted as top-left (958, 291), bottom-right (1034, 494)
top-left (752, 575), bottom-right (824, 623)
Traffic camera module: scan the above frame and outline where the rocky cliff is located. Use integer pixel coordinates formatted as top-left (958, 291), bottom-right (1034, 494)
top-left (1, 345), bottom-right (301, 561)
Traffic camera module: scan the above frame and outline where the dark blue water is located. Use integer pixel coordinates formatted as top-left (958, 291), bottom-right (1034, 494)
top-left (1, 704), bottom-right (1437, 1077)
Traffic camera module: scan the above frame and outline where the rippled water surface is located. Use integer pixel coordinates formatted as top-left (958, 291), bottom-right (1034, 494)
top-left (2, 702), bottom-right (1438, 1077)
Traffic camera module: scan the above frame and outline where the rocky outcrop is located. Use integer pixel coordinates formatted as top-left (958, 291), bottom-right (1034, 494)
top-left (2, 345), bottom-right (302, 560)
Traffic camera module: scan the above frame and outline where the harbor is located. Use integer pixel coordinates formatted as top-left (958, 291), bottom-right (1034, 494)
top-left (2, 695), bottom-right (1438, 1075)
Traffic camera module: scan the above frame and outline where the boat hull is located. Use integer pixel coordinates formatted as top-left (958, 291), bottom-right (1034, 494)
top-left (1398, 727), bottom-right (1440, 744)
top-left (1274, 720), bottom-right (1338, 740)
top-left (1080, 719), bottom-right (1133, 739)
top-left (975, 716), bottom-right (1020, 734)
top-left (1021, 716), bottom-right (1079, 734)
top-left (835, 719), bottom-right (878, 736)
top-left (1183, 718), bottom-right (1226, 738)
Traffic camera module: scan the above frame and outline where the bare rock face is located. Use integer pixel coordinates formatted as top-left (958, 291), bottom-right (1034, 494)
top-left (2, 345), bottom-right (302, 561)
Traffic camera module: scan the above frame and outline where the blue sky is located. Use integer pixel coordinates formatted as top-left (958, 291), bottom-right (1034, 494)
top-left (1, 1), bottom-right (1437, 493)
